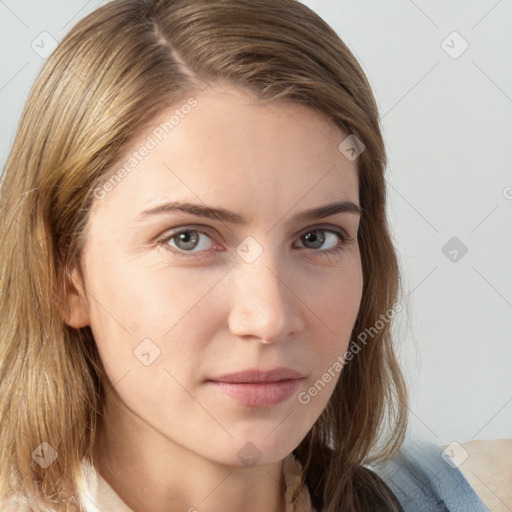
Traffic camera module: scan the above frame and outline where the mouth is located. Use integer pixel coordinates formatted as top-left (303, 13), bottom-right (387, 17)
top-left (205, 367), bottom-right (305, 408)
top-left (204, 379), bottom-right (304, 408)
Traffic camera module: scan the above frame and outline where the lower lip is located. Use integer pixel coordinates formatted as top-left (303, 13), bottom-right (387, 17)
top-left (206, 379), bottom-right (303, 407)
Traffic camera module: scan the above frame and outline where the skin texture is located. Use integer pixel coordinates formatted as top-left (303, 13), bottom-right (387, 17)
top-left (64, 83), bottom-right (363, 512)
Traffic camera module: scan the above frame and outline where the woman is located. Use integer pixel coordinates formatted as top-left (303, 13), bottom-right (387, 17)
top-left (0, 0), bottom-right (409, 510)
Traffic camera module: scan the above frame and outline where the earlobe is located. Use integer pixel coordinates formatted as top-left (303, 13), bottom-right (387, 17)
top-left (61, 265), bottom-right (91, 328)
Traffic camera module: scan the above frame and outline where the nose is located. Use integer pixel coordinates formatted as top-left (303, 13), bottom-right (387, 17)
top-left (227, 250), bottom-right (305, 343)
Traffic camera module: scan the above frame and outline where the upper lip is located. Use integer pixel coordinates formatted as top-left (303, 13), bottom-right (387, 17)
top-left (207, 367), bottom-right (305, 383)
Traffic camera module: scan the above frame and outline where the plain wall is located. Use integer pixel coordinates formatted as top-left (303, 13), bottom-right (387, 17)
top-left (1, 0), bottom-right (511, 446)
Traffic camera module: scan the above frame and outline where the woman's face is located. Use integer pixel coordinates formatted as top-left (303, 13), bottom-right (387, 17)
top-left (66, 83), bottom-right (363, 466)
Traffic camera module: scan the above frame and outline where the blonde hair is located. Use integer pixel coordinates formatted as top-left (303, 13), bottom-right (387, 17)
top-left (0, 0), bottom-right (407, 510)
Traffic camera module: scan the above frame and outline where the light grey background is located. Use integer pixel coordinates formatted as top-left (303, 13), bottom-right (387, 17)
top-left (1, 0), bottom-right (511, 445)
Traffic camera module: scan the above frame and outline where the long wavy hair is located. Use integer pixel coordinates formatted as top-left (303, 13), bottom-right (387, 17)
top-left (0, 0), bottom-right (408, 510)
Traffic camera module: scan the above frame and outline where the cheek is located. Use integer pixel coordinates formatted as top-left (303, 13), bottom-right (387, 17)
top-left (303, 257), bottom-right (363, 373)
top-left (308, 256), bottom-right (363, 334)
top-left (84, 258), bottom-right (227, 386)
top-left (84, 249), bottom-right (207, 332)
top-left (296, 266), bottom-right (362, 412)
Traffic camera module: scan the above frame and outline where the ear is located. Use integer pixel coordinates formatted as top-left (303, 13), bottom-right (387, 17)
top-left (60, 264), bottom-right (91, 328)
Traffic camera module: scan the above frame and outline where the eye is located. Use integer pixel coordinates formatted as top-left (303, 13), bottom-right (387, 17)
top-left (158, 229), bottom-right (216, 257)
top-left (294, 228), bottom-right (351, 256)
top-left (157, 226), bottom-right (353, 259)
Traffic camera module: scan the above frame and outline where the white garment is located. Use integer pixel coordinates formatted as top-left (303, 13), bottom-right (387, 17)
top-left (78, 459), bottom-right (134, 512)
top-left (1, 467), bottom-right (133, 512)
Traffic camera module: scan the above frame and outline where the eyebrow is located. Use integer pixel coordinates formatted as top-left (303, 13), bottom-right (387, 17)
top-left (136, 200), bottom-right (362, 224)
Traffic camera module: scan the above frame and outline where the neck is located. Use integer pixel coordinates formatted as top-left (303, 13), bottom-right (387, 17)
top-left (92, 390), bottom-right (288, 512)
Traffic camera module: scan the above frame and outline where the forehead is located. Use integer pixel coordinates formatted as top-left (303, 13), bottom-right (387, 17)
top-left (90, 84), bottom-right (359, 224)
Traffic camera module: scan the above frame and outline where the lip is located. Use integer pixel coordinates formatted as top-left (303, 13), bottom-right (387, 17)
top-left (205, 367), bottom-right (305, 408)
top-left (207, 367), bottom-right (305, 384)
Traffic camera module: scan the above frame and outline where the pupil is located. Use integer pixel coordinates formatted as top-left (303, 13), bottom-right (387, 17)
top-left (177, 231), bottom-right (198, 250)
top-left (305, 230), bottom-right (324, 249)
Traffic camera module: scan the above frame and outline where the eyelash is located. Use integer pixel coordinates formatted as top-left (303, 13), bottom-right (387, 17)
top-left (156, 226), bottom-right (353, 260)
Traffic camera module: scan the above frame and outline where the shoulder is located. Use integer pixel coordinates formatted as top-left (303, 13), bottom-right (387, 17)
top-left (370, 438), bottom-right (490, 512)
top-left (457, 438), bottom-right (512, 511)
top-left (0, 461), bottom-right (132, 512)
